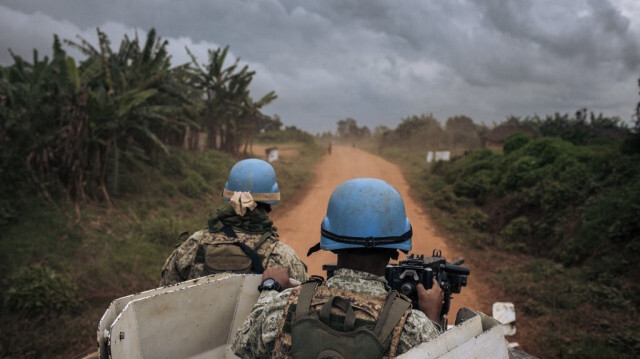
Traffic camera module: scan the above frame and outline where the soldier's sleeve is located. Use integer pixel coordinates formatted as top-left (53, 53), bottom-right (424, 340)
top-left (159, 231), bottom-right (202, 286)
top-left (268, 242), bottom-right (309, 282)
top-left (159, 249), bottom-right (182, 286)
top-left (232, 289), bottom-right (291, 359)
top-left (396, 309), bottom-right (442, 355)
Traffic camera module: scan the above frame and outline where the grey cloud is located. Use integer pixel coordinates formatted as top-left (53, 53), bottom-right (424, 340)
top-left (481, 0), bottom-right (640, 70)
top-left (1, 0), bottom-right (639, 133)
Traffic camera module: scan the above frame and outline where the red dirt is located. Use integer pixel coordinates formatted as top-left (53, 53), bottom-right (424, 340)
top-left (271, 145), bottom-right (486, 316)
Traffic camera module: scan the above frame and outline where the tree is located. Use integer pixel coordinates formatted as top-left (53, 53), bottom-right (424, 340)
top-left (445, 115), bottom-right (482, 149)
top-left (66, 28), bottom-right (193, 199)
top-left (187, 46), bottom-right (276, 154)
top-left (336, 118), bottom-right (370, 139)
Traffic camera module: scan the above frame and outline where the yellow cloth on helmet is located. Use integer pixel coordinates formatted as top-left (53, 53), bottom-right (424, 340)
top-left (230, 191), bottom-right (258, 216)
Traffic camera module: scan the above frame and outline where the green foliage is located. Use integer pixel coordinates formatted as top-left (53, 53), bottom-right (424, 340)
top-left (140, 211), bottom-right (182, 246)
top-left (564, 178), bottom-right (640, 287)
top-left (3, 265), bottom-right (82, 317)
top-left (0, 28), bottom-right (278, 207)
top-left (426, 177), bottom-right (459, 213)
top-left (0, 119), bottom-right (319, 357)
top-left (178, 170), bottom-right (211, 198)
top-left (162, 154), bottom-right (187, 176)
top-left (499, 216), bottom-right (531, 251)
top-left (433, 136), bottom-right (639, 264)
top-left (503, 132), bottom-right (532, 154)
top-left (518, 110), bottom-right (628, 146)
top-left (453, 169), bottom-right (494, 204)
top-left (495, 258), bottom-right (638, 359)
top-left (376, 105), bottom-right (639, 359)
top-left (186, 45), bottom-right (277, 154)
top-left (380, 110), bottom-right (638, 358)
top-left (459, 208), bottom-right (489, 232)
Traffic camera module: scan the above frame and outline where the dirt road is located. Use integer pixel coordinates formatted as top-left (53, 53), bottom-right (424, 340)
top-left (271, 145), bottom-right (483, 316)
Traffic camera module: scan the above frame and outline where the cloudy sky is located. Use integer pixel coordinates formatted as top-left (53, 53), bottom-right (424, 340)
top-left (1, 0), bottom-right (639, 134)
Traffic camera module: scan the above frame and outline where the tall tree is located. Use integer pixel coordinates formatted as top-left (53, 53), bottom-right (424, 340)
top-left (187, 46), bottom-right (273, 154)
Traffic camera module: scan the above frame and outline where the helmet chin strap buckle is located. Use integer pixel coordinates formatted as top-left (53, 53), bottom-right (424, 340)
top-left (364, 237), bottom-right (376, 248)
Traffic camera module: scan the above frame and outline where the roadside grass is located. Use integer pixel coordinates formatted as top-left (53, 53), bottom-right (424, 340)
top-left (372, 143), bottom-right (639, 359)
top-left (0, 141), bottom-right (322, 358)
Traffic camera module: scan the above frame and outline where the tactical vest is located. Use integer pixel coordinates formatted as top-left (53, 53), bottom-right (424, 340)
top-left (184, 227), bottom-right (278, 279)
top-left (272, 280), bottom-right (412, 359)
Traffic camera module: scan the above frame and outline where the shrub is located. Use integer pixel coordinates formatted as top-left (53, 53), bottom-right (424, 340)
top-left (500, 155), bottom-right (541, 191)
top-left (3, 265), bottom-right (81, 317)
top-left (453, 169), bottom-right (493, 204)
top-left (142, 215), bottom-right (180, 246)
top-left (517, 137), bottom-right (571, 166)
top-left (162, 154), bottom-right (187, 176)
top-left (566, 179), bottom-right (640, 279)
top-left (500, 216), bottom-right (531, 251)
top-left (194, 162), bottom-right (218, 181)
top-left (503, 132), bottom-right (533, 154)
top-left (428, 182), bottom-right (458, 213)
top-left (460, 208), bottom-right (489, 231)
top-left (178, 170), bottom-right (210, 198)
top-left (158, 180), bottom-right (179, 196)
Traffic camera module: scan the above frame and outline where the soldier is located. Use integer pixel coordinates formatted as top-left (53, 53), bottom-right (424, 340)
top-left (232, 178), bottom-right (443, 359)
top-left (160, 159), bottom-right (308, 286)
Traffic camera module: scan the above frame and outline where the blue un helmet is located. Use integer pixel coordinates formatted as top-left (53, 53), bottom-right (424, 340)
top-left (222, 159), bottom-right (280, 204)
top-left (308, 178), bottom-right (412, 255)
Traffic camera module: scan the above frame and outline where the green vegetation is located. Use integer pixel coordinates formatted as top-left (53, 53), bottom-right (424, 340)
top-left (0, 28), bottom-right (279, 208)
top-left (0, 29), bottom-right (322, 358)
top-left (376, 108), bottom-right (639, 359)
top-left (0, 142), bottom-right (322, 358)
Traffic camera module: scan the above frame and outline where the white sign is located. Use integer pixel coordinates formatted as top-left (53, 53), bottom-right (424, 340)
top-left (435, 151), bottom-right (450, 161)
top-left (267, 149), bottom-right (279, 163)
top-left (426, 151), bottom-right (450, 163)
top-left (426, 151), bottom-right (434, 163)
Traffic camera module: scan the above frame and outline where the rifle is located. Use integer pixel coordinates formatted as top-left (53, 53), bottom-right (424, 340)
top-left (385, 249), bottom-right (470, 328)
top-left (322, 249), bottom-right (469, 328)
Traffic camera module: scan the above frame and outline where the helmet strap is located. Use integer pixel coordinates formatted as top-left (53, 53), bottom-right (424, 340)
top-left (320, 227), bottom-right (412, 247)
top-left (307, 242), bottom-right (322, 257)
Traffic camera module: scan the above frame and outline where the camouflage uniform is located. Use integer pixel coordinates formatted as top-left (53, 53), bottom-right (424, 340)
top-left (232, 268), bottom-right (442, 359)
top-left (160, 206), bottom-right (307, 286)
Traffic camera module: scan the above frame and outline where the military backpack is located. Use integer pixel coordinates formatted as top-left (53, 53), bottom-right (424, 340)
top-left (193, 226), bottom-right (274, 275)
top-left (284, 280), bottom-right (411, 359)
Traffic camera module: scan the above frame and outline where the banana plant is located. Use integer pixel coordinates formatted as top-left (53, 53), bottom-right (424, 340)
top-left (67, 28), bottom-right (194, 199)
top-left (187, 45), bottom-right (276, 153)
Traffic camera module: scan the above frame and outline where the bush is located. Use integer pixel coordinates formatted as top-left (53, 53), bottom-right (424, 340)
top-left (503, 132), bottom-right (533, 154)
top-left (158, 180), bottom-right (179, 196)
top-left (142, 215), bottom-right (180, 246)
top-left (3, 265), bottom-right (81, 317)
top-left (500, 155), bottom-right (541, 191)
top-left (194, 150), bottom-right (233, 186)
top-left (566, 179), bottom-right (640, 280)
top-left (501, 216), bottom-right (531, 247)
top-left (460, 208), bottom-right (489, 231)
top-left (453, 169), bottom-right (494, 204)
top-left (162, 154), bottom-right (187, 176)
top-left (178, 170), bottom-right (210, 198)
top-left (428, 180), bottom-right (459, 213)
